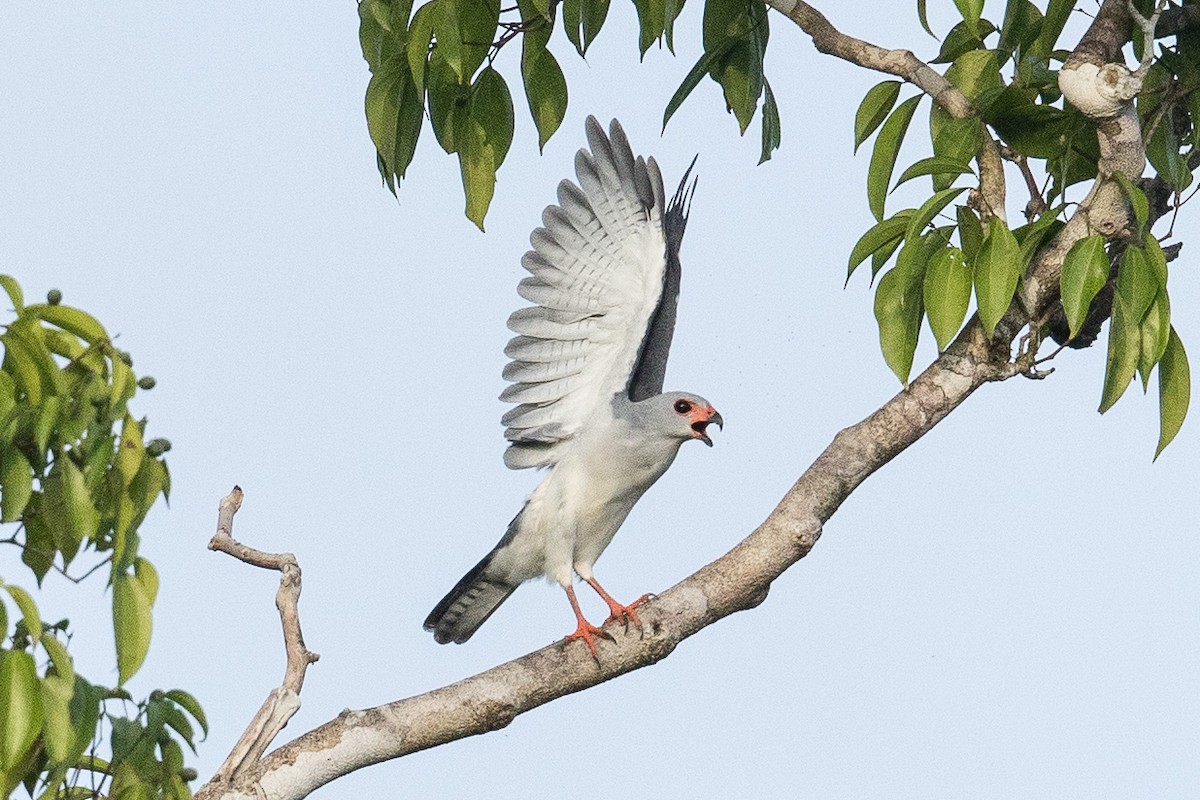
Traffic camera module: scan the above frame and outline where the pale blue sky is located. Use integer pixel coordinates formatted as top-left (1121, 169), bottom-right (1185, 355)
top-left (2, 1), bottom-right (1197, 797)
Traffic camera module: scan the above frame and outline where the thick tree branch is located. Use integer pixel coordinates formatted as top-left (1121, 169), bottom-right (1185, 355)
top-left (206, 487), bottom-right (320, 786)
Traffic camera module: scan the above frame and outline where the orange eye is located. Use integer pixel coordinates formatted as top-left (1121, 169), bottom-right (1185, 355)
top-left (673, 400), bottom-right (692, 414)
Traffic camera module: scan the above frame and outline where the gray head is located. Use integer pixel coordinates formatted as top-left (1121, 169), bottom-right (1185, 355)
top-left (638, 391), bottom-right (723, 446)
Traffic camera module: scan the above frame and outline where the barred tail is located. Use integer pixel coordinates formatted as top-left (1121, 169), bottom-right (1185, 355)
top-left (423, 553), bottom-right (518, 644)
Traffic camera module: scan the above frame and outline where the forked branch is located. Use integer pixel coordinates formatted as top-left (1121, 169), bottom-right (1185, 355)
top-left (205, 487), bottom-right (320, 786)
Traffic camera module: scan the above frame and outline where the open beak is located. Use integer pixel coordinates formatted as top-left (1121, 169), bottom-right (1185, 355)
top-left (691, 408), bottom-right (723, 447)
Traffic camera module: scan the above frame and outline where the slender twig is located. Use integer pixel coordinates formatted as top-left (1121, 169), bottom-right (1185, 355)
top-left (207, 487), bottom-right (319, 785)
top-left (1000, 144), bottom-right (1048, 221)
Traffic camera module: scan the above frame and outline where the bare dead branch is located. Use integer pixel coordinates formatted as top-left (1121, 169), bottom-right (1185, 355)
top-left (206, 487), bottom-right (320, 786)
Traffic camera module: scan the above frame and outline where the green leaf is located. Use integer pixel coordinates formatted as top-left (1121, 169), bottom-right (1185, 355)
top-left (1030, 0), bottom-right (1073, 58)
top-left (39, 634), bottom-right (75, 686)
top-left (20, 507), bottom-right (53, 585)
top-left (116, 414), bottom-right (144, 486)
top-left (663, 45), bottom-right (728, 131)
top-left (953, 0), bottom-right (983, 29)
top-left (563, 0), bottom-right (611, 55)
top-left (847, 211), bottom-right (913, 284)
top-left (1059, 234), bottom-right (1108, 340)
top-left (456, 66), bottom-right (515, 229)
top-left (934, 18), bottom-right (997, 63)
top-left (40, 673), bottom-right (75, 764)
top-left (759, 78), bottom-right (781, 164)
top-left (562, 0), bottom-right (583, 55)
top-left (894, 156), bottom-right (975, 189)
top-left (1118, 245), bottom-right (1158, 325)
top-left (0, 650), bottom-right (43, 772)
top-left (874, 262), bottom-right (924, 384)
top-left (471, 66), bottom-right (514, 166)
top-left (49, 455), bottom-right (100, 566)
top-left (998, 0), bottom-right (1043, 57)
top-left (872, 234), bottom-right (906, 279)
top-left (430, 0), bottom-right (464, 80)
top-left (868, 94), bottom-right (922, 221)
top-left (134, 558), bottom-right (159, 606)
top-left (1155, 328), bottom-right (1190, 459)
top-left (705, 0), bottom-right (769, 134)
top-left (1014, 204), bottom-right (1064, 269)
top-left (521, 38), bottom-right (567, 152)
top-left (1138, 289), bottom-right (1171, 389)
top-left (956, 205), bottom-right (983, 264)
top-left (986, 86), bottom-right (1068, 157)
top-left (631, 0), bottom-right (665, 57)
top-left (663, 0), bottom-right (686, 52)
top-left (0, 276), bottom-right (24, 313)
top-left (2, 331), bottom-right (46, 406)
top-left (930, 111), bottom-right (982, 185)
top-left (924, 245), bottom-right (972, 351)
top-left (581, 0), bottom-right (612, 54)
top-left (113, 572), bottom-right (153, 685)
top-left (1143, 233), bottom-right (1168, 286)
top-left (109, 347), bottom-right (135, 409)
top-left (456, 0), bottom-right (501, 81)
top-left (32, 305), bottom-right (109, 346)
top-left (904, 187), bottom-right (968, 242)
top-left (426, 53), bottom-right (469, 154)
top-left (0, 448), bottom-right (32, 522)
top-left (973, 217), bottom-right (1020, 336)
top-left (854, 81), bottom-right (901, 153)
top-left (407, 3), bottom-right (437, 93)
top-left (917, 0), bottom-right (935, 37)
top-left (364, 50), bottom-right (425, 187)
top-left (945, 49), bottom-right (1002, 103)
top-left (33, 394), bottom-right (61, 456)
top-left (4, 584), bottom-right (42, 643)
top-left (1145, 105), bottom-right (1191, 192)
top-left (1099, 282), bottom-right (1141, 414)
top-left (65, 677), bottom-right (102, 769)
top-left (164, 689), bottom-right (208, 739)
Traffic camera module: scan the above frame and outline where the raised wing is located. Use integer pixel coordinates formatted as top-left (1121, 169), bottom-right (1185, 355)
top-left (501, 117), bottom-right (672, 470)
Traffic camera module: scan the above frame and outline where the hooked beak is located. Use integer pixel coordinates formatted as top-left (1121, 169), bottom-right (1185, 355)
top-left (691, 408), bottom-right (723, 447)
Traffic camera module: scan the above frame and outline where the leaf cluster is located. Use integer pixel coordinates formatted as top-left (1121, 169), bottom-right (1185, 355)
top-left (0, 278), bottom-right (204, 798)
top-left (360, 0), bottom-right (781, 227)
top-left (849, 0), bottom-right (1196, 457)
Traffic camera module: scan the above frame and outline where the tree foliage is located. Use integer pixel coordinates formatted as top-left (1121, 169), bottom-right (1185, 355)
top-left (359, 0), bottom-right (780, 228)
top-left (0, 279), bottom-right (204, 799)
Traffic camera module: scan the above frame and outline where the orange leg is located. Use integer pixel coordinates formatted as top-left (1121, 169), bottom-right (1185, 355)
top-left (585, 577), bottom-right (651, 631)
top-left (562, 585), bottom-right (611, 658)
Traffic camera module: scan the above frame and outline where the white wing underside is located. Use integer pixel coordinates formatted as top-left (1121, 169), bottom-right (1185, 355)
top-left (501, 119), bottom-right (669, 469)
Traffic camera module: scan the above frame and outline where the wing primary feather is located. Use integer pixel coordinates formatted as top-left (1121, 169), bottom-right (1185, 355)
top-left (626, 156), bottom-right (698, 401)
